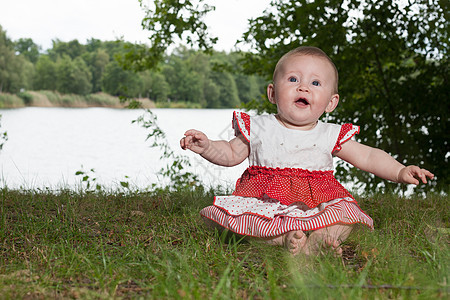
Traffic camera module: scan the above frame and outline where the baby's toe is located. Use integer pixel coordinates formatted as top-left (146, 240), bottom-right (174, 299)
top-left (286, 231), bottom-right (307, 255)
top-left (325, 239), bottom-right (343, 257)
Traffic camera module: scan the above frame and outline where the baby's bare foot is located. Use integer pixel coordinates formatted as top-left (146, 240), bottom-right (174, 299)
top-left (303, 224), bottom-right (353, 256)
top-left (304, 235), bottom-right (343, 256)
top-left (284, 230), bottom-right (308, 255)
top-left (323, 237), bottom-right (343, 256)
top-left (263, 230), bottom-right (307, 255)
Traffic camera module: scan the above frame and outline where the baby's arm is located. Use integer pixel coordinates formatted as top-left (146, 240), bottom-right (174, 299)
top-left (335, 140), bottom-right (434, 185)
top-left (180, 129), bottom-right (250, 167)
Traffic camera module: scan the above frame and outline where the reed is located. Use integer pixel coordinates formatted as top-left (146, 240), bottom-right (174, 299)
top-left (0, 91), bottom-right (156, 109)
top-left (0, 93), bottom-right (24, 108)
top-left (155, 101), bottom-right (203, 109)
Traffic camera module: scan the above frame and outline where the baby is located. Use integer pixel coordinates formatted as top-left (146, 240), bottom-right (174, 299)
top-left (180, 46), bottom-right (434, 255)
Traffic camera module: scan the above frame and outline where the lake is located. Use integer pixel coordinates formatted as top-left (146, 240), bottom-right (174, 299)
top-left (0, 107), bottom-right (248, 190)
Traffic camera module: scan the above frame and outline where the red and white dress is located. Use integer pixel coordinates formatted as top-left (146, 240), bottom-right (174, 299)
top-left (200, 111), bottom-right (374, 237)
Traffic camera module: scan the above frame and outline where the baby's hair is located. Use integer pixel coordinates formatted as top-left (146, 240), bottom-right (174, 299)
top-left (273, 46), bottom-right (339, 94)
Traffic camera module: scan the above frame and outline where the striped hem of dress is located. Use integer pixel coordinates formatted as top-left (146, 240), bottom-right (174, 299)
top-left (200, 200), bottom-right (373, 238)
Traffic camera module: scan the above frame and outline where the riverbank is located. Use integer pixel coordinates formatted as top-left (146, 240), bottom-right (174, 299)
top-left (0, 91), bottom-right (215, 109)
top-left (0, 91), bottom-right (156, 109)
top-left (0, 187), bottom-right (448, 298)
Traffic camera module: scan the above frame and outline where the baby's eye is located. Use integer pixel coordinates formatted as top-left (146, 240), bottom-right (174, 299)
top-left (288, 77), bottom-right (298, 82)
top-left (312, 80), bottom-right (321, 86)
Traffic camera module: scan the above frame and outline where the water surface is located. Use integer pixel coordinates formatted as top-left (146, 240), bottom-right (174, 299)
top-left (0, 107), bottom-right (247, 190)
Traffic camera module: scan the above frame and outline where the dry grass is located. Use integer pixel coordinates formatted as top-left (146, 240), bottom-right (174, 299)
top-left (0, 91), bottom-right (156, 109)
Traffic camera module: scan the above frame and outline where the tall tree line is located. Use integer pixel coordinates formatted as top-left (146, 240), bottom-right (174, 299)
top-left (127, 0), bottom-right (448, 193)
top-left (0, 25), bottom-right (266, 108)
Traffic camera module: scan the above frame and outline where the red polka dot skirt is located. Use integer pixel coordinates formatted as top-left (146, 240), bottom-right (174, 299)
top-left (200, 166), bottom-right (374, 237)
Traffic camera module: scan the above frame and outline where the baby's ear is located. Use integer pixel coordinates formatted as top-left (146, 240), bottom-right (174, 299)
top-left (267, 83), bottom-right (276, 104)
top-left (325, 94), bottom-right (339, 113)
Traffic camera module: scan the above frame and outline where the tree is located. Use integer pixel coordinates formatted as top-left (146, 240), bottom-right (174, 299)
top-left (85, 38), bottom-right (103, 53)
top-left (89, 49), bottom-right (110, 92)
top-left (11, 57), bottom-right (34, 92)
top-left (141, 71), bottom-right (170, 101)
top-left (202, 77), bottom-right (220, 107)
top-left (56, 55), bottom-right (92, 95)
top-left (162, 49), bottom-right (205, 104)
top-left (0, 26), bottom-right (14, 92)
top-left (101, 60), bottom-right (141, 97)
top-left (0, 26), bottom-right (34, 93)
top-left (134, 0), bottom-right (448, 192)
top-left (209, 71), bottom-right (240, 108)
top-left (14, 38), bottom-right (40, 63)
top-left (34, 55), bottom-right (58, 91)
top-left (233, 73), bottom-right (265, 104)
top-left (49, 39), bottom-right (86, 60)
top-left (117, 0), bottom-right (217, 72)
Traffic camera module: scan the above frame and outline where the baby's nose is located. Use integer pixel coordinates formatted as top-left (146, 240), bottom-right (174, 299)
top-left (297, 84), bottom-right (309, 92)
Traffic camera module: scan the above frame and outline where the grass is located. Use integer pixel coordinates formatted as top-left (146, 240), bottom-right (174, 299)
top-left (0, 187), bottom-right (448, 299)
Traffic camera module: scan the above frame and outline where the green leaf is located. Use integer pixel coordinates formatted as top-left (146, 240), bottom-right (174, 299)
top-left (120, 181), bottom-right (129, 188)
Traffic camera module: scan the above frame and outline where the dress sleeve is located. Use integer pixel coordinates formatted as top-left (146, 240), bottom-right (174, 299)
top-left (232, 111), bottom-right (250, 142)
top-left (332, 123), bottom-right (360, 153)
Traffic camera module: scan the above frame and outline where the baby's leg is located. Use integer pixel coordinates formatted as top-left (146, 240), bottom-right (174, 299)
top-left (263, 230), bottom-right (308, 255)
top-left (305, 224), bottom-right (353, 256)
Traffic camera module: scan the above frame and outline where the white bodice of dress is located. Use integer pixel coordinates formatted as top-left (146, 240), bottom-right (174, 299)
top-left (247, 115), bottom-right (341, 171)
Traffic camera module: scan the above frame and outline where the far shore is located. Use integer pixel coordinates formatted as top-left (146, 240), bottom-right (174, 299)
top-left (0, 91), bottom-right (156, 109)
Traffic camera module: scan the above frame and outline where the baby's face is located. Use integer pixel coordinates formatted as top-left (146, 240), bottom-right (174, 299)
top-left (267, 54), bottom-right (339, 130)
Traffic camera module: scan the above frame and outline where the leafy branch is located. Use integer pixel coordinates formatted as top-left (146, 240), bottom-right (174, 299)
top-left (0, 115), bottom-right (7, 151)
top-left (118, 0), bottom-right (217, 72)
top-left (133, 109), bottom-right (199, 191)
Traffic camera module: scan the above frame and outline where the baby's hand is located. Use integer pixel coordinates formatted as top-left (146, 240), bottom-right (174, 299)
top-left (397, 165), bottom-right (434, 185)
top-left (180, 129), bottom-right (210, 154)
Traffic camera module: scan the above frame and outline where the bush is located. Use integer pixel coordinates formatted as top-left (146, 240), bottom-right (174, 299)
top-left (17, 91), bottom-right (33, 105)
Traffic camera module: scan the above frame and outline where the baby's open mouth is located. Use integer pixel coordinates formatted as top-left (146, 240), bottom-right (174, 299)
top-left (295, 98), bottom-right (309, 105)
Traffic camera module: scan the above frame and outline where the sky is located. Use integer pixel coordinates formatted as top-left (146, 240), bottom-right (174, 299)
top-left (0, 0), bottom-right (272, 52)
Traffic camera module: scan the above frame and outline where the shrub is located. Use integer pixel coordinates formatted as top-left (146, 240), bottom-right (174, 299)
top-left (17, 91), bottom-right (33, 105)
